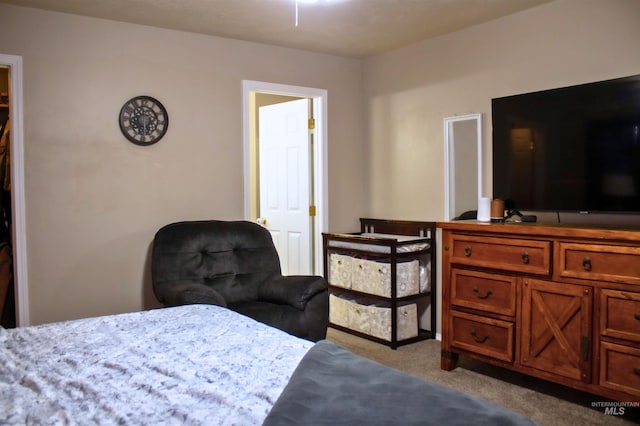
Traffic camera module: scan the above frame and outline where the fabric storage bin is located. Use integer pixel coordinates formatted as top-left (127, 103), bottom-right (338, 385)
top-left (330, 293), bottom-right (369, 334)
top-left (352, 258), bottom-right (420, 297)
top-left (348, 300), bottom-right (370, 335)
top-left (420, 258), bottom-right (432, 292)
top-left (329, 293), bottom-right (351, 328)
top-left (330, 293), bottom-right (418, 342)
top-left (367, 302), bottom-right (418, 341)
top-left (329, 253), bottom-right (353, 289)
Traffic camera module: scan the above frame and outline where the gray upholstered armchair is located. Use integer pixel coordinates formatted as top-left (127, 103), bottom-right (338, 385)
top-left (151, 220), bottom-right (329, 342)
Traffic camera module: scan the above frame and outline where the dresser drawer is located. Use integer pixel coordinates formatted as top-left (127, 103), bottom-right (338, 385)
top-left (600, 290), bottom-right (640, 343)
top-left (449, 234), bottom-right (550, 275)
top-left (450, 311), bottom-right (514, 363)
top-left (599, 342), bottom-right (640, 396)
top-left (451, 269), bottom-right (516, 317)
top-left (558, 243), bottom-right (640, 285)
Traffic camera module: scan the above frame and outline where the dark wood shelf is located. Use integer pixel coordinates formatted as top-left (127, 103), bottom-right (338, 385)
top-left (324, 218), bottom-right (437, 350)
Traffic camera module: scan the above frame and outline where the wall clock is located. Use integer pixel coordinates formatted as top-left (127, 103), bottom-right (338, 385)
top-left (119, 96), bottom-right (169, 146)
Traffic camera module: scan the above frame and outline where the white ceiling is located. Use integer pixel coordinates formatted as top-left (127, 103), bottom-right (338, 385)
top-left (1, 0), bottom-right (555, 58)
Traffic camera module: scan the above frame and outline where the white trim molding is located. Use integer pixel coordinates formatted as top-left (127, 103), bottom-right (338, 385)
top-left (0, 53), bottom-right (29, 326)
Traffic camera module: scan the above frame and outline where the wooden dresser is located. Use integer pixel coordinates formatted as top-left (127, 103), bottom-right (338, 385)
top-left (438, 221), bottom-right (640, 402)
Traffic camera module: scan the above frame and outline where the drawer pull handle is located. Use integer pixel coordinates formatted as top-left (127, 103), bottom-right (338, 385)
top-left (470, 328), bottom-right (490, 343)
top-left (635, 368), bottom-right (640, 376)
top-left (464, 246), bottom-right (472, 257)
top-left (582, 256), bottom-right (592, 271)
top-left (635, 313), bottom-right (640, 321)
top-left (521, 252), bottom-right (529, 264)
top-left (473, 286), bottom-right (493, 299)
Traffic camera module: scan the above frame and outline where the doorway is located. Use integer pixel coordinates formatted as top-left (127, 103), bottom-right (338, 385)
top-left (258, 97), bottom-right (311, 275)
top-left (242, 80), bottom-right (328, 275)
top-left (0, 54), bottom-right (28, 327)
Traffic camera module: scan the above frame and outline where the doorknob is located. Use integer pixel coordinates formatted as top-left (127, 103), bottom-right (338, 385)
top-left (256, 217), bottom-right (267, 226)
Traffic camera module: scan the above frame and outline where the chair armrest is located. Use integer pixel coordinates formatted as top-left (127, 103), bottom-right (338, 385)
top-left (157, 281), bottom-right (227, 307)
top-left (259, 275), bottom-right (328, 310)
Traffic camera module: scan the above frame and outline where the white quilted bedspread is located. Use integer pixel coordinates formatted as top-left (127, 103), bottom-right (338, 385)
top-left (0, 305), bottom-right (313, 425)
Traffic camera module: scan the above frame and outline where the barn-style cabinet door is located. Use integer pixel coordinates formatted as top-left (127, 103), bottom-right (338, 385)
top-left (520, 278), bottom-right (593, 383)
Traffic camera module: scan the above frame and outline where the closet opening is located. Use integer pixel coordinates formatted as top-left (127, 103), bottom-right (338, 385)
top-left (0, 65), bottom-right (14, 328)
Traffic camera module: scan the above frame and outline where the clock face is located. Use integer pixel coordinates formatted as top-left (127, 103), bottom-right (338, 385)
top-left (119, 96), bottom-right (169, 146)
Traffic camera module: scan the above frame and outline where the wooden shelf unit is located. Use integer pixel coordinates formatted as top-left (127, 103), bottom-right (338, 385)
top-left (323, 218), bottom-right (437, 349)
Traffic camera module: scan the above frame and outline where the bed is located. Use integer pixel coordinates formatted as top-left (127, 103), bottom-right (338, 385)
top-left (0, 305), bottom-right (536, 425)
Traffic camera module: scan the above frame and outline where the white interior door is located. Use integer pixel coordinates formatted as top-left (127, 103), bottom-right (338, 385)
top-left (259, 99), bottom-right (311, 275)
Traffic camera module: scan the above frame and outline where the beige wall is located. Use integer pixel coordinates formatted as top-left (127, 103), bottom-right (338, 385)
top-left (0, 4), bottom-right (365, 325)
top-left (363, 0), bottom-right (640, 220)
top-left (362, 0), bottom-right (640, 334)
top-left (2, 0), bottom-right (639, 327)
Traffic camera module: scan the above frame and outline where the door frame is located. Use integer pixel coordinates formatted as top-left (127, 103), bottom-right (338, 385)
top-left (242, 80), bottom-right (328, 275)
top-left (0, 53), bottom-right (29, 326)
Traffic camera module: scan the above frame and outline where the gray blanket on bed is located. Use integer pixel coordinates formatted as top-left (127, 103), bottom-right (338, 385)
top-left (263, 340), bottom-right (536, 426)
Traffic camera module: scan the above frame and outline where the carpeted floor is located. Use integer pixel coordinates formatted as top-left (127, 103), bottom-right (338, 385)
top-left (326, 328), bottom-right (640, 426)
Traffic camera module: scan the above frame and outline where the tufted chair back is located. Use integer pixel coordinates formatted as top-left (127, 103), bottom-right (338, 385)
top-left (152, 220), bottom-right (282, 306)
top-left (152, 220), bottom-right (329, 341)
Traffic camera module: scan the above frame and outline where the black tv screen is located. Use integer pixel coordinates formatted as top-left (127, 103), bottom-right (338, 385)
top-left (492, 74), bottom-right (640, 214)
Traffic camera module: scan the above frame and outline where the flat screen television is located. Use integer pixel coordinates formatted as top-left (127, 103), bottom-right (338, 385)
top-left (492, 74), bottom-right (640, 218)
